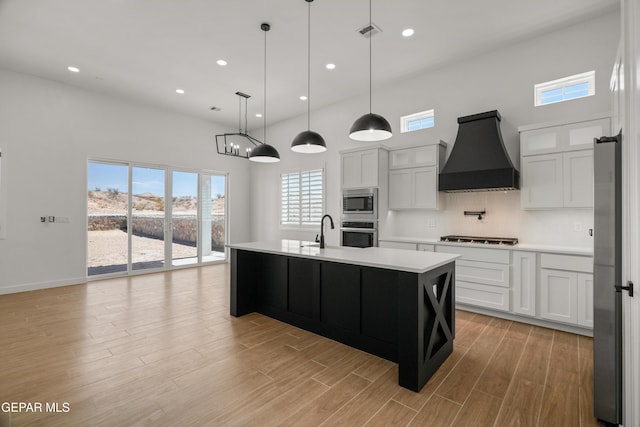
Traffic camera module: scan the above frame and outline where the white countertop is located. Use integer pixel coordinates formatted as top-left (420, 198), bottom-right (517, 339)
top-left (379, 236), bottom-right (593, 256)
top-left (227, 240), bottom-right (459, 274)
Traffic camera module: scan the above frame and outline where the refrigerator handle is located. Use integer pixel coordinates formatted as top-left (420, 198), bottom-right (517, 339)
top-left (615, 281), bottom-right (634, 297)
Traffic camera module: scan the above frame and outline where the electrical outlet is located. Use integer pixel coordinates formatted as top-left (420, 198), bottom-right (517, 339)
top-left (41, 217), bottom-right (46, 223)
top-left (573, 222), bottom-right (582, 232)
top-left (48, 216), bottom-right (55, 223)
top-left (427, 219), bottom-right (436, 228)
top-left (57, 216), bottom-right (69, 223)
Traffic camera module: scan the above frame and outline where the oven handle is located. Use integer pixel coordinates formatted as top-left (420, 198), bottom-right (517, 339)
top-left (340, 227), bottom-right (376, 232)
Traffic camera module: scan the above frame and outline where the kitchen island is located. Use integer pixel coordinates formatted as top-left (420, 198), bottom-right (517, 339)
top-left (228, 240), bottom-right (459, 392)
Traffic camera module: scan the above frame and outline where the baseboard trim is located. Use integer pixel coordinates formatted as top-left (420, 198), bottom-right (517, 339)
top-left (456, 304), bottom-right (593, 337)
top-left (0, 276), bottom-right (86, 295)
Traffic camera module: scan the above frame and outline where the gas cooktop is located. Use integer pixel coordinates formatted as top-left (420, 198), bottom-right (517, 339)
top-left (440, 235), bottom-right (518, 246)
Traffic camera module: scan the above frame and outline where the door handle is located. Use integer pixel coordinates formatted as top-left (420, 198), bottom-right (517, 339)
top-left (615, 281), bottom-right (634, 297)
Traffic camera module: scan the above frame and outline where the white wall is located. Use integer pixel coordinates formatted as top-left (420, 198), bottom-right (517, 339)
top-left (251, 11), bottom-right (620, 248)
top-left (0, 68), bottom-right (252, 294)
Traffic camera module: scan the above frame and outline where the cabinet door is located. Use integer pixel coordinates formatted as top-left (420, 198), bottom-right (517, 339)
top-left (320, 263), bottom-right (360, 333)
top-left (521, 129), bottom-right (560, 156)
top-left (563, 150), bottom-right (593, 208)
top-left (577, 273), bottom-right (594, 328)
top-left (512, 251), bottom-right (537, 317)
top-left (360, 150), bottom-right (379, 187)
top-left (565, 118), bottom-right (609, 151)
top-left (389, 145), bottom-right (437, 169)
top-left (413, 166), bottom-right (438, 209)
top-left (540, 269), bottom-right (577, 324)
top-left (389, 169), bottom-right (412, 209)
top-left (341, 149), bottom-right (379, 189)
top-left (521, 153), bottom-right (563, 209)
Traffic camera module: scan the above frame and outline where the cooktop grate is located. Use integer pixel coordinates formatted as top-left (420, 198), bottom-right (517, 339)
top-left (440, 235), bottom-right (518, 245)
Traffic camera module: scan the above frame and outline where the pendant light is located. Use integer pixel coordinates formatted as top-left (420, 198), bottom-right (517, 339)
top-left (291, 0), bottom-right (327, 154)
top-left (349, 0), bottom-right (392, 141)
top-left (250, 23), bottom-right (281, 163)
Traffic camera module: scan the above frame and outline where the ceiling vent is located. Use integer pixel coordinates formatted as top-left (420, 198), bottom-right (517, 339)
top-left (357, 22), bottom-right (382, 38)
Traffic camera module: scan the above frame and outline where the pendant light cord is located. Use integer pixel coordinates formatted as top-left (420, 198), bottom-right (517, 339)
top-left (369, 0), bottom-right (372, 115)
top-left (264, 26), bottom-right (268, 144)
top-left (307, 0), bottom-right (311, 131)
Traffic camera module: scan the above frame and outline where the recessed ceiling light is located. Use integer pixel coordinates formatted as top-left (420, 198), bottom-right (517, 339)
top-left (176, 89), bottom-right (185, 94)
top-left (256, 113), bottom-right (263, 118)
top-left (299, 95), bottom-right (308, 101)
top-left (326, 63), bottom-right (336, 70)
top-left (402, 28), bottom-right (415, 37)
top-left (217, 59), bottom-right (227, 66)
top-left (67, 66), bottom-right (80, 73)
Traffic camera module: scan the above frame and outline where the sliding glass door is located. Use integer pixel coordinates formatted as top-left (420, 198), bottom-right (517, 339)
top-left (87, 162), bottom-right (129, 275)
top-left (87, 161), bottom-right (227, 277)
top-left (171, 171), bottom-right (198, 267)
top-left (202, 174), bottom-right (226, 263)
top-left (131, 166), bottom-right (166, 271)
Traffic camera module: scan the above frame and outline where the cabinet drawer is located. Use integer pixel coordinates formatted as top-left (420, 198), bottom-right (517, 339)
top-left (418, 244), bottom-right (435, 252)
top-left (378, 241), bottom-right (417, 251)
top-left (456, 260), bottom-right (510, 287)
top-left (456, 281), bottom-right (510, 312)
top-left (540, 253), bottom-right (592, 273)
top-left (436, 245), bottom-right (509, 264)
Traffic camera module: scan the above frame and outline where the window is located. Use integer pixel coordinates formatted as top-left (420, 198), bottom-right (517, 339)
top-left (87, 160), bottom-right (228, 277)
top-left (535, 71), bottom-right (595, 106)
top-left (401, 109), bottom-right (435, 133)
top-left (281, 169), bottom-right (324, 226)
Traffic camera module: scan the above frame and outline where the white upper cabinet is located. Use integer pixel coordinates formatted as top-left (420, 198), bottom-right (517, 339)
top-left (389, 145), bottom-right (438, 169)
top-left (520, 117), bottom-right (609, 156)
top-left (563, 150), bottom-right (594, 208)
top-left (341, 147), bottom-right (387, 189)
top-left (521, 153), bottom-right (564, 208)
top-left (520, 117), bottom-right (609, 209)
top-left (388, 141), bottom-right (446, 210)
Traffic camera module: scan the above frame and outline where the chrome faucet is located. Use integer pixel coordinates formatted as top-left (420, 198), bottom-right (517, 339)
top-left (320, 214), bottom-right (335, 249)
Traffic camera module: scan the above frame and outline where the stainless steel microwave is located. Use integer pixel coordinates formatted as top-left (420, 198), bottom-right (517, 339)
top-left (342, 188), bottom-right (377, 218)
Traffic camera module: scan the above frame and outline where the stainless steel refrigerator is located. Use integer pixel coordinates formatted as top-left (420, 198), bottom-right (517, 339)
top-left (593, 133), bottom-right (624, 425)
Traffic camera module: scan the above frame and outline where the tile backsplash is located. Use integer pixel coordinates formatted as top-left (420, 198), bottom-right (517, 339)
top-left (383, 191), bottom-right (593, 248)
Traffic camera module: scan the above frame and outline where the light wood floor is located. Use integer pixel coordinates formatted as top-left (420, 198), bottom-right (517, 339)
top-left (0, 264), bottom-right (600, 427)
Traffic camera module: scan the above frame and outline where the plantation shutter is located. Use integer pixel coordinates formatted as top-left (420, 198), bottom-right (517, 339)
top-left (281, 169), bottom-right (323, 226)
top-left (301, 169), bottom-right (323, 225)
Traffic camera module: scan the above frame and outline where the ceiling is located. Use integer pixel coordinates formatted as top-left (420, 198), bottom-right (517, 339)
top-left (0, 0), bottom-right (619, 130)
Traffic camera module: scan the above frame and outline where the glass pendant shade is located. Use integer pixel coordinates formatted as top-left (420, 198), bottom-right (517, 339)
top-left (291, 130), bottom-right (326, 153)
top-left (249, 143), bottom-right (280, 163)
top-left (349, 113), bottom-right (393, 141)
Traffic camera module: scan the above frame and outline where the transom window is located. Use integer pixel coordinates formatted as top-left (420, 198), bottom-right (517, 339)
top-left (535, 71), bottom-right (595, 106)
top-left (281, 169), bottom-right (324, 226)
top-left (401, 109), bottom-right (435, 133)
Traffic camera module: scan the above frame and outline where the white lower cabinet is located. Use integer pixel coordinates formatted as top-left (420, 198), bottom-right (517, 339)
top-left (540, 268), bottom-right (578, 324)
top-left (379, 241), bottom-right (594, 330)
top-left (512, 251), bottom-right (537, 317)
top-left (436, 245), bottom-right (510, 312)
top-left (456, 281), bottom-right (510, 312)
top-left (539, 253), bottom-right (593, 327)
